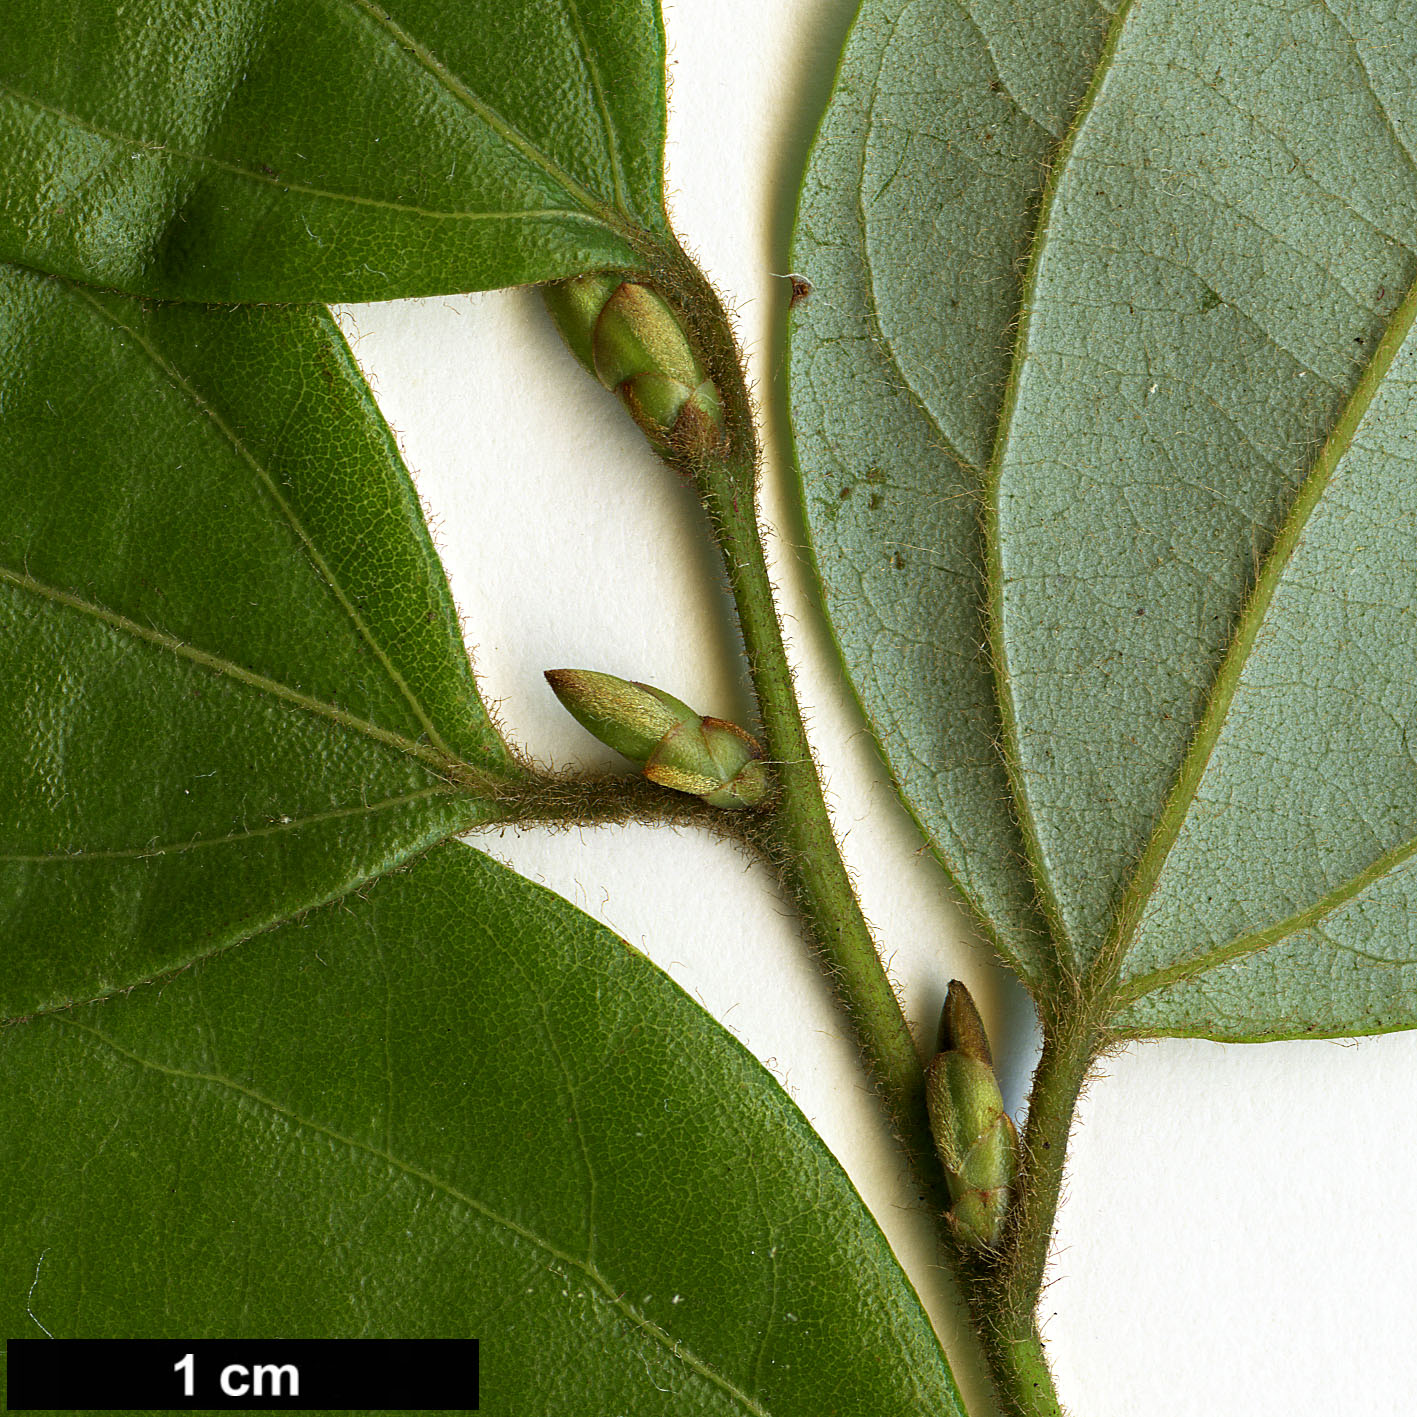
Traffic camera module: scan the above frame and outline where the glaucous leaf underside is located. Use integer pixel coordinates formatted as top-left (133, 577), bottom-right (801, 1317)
top-left (791, 0), bottom-right (1417, 1041)
top-left (1, 843), bottom-right (966, 1417)
top-left (0, 0), bottom-right (669, 300)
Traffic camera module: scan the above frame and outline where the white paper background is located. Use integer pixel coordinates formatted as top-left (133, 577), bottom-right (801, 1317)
top-left (335, 3), bottom-right (1417, 1411)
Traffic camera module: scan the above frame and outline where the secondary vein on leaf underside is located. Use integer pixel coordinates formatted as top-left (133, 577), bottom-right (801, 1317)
top-left (560, 0), bottom-right (631, 217)
top-left (69, 285), bottom-right (460, 764)
top-left (857, 1), bottom-right (982, 481)
top-left (0, 83), bottom-right (602, 228)
top-left (1106, 270), bottom-right (1417, 1004)
top-left (1317, 0), bottom-right (1417, 176)
top-left (826, 0), bottom-right (1070, 995)
top-left (0, 787), bottom-right (461, 863)
top-left (0, 562), bottom-right (474, 783)
top-left (982, 0), bottom-right (1139, 971)
top-left (1115, 822), bottom-right (1417, 1009)
top-left (501, 946), bottom-right (601, 1269)
top-left (60, 1019), bottom-right (774, 1417)
top-left (338, 0), bottom-right (639, 236)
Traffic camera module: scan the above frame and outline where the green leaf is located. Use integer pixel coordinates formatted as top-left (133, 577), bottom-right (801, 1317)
top-left (0, 0), bottom-right (669, 301)
top-left (1, 841), bottom-right (966, 1417)
top-left (792, 0), bottom-right (1417, 1039)
top-left (0, 263), bottom-right (515, 1019)
top-left (787, 0), bottom-right (1114, 984)
top-left (1112, 297), bottom-right (1417, 1041)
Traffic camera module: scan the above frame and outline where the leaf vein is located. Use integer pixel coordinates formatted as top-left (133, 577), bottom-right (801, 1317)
top-left (561, 0), bottom-right (631, 215)
top-left (0, 81), bottom-right (608, 227)
top-left (68, 285), bottom-right (456, 759)
top-left (1102, 270), bottom-right (1417, 989)
top-left (0, 561), bottom-right (459, 779)
top-left (984, 0), bottom-right (1141, 968)
top-left (0, 787), bottom-right (463, 863)
top-left (858, 4), bottom-right (983, 478)
top-left (1118, 821), bottom-right (1417, 1007)
top-left (57, 1019), bottom-right (774, 1417)
top-left (335, 0), bottom-right (628, 230)
top-left (1315, 0), bottom-right (1417, 178)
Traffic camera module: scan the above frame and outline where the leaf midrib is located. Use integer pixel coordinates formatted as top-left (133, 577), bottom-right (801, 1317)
top-left (0, 81), bottom-right (605, 229)
top-left (69, 285), bottom-right (459, 762)
top-left (4, 0), bottom-right (656, 246)
top-left (0, 786), bottom-right (460, 863)
top-left (0, 561), bottom-right (474, 782)
top-left (982, 2), bottom-right (1417, 1002)
top-left (983, 0), bottom-right (1140, 972)
top-left (1104, 268), bottom-right (1417, 1003)
top-left (61, 1017), bottom-right (774, 1417)
top-left (338, 0), bottom-right (635, 233)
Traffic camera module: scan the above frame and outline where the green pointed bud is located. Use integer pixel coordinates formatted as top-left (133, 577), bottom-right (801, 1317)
top-left (542, 275), bottom-right (728, 457)
top-left (938, 974), bottom-right (994, 1064)
top-left (545, 670), bottom-right (770, 810)
top-left (925, 981), bottom-right (1020, 1251)
top-left (542, 273), bottom-right (623, 377)
top-left (544, 669), bottom-right (698, 761)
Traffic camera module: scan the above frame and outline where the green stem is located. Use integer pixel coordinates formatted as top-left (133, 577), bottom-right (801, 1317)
top-left (599, 242), bottom-right (1101, 1412)
top-left (650, 247), bottom-right (943, 1199)
top-left (962, 1015), bottom-right (1098, 1417)
top-left (704, 452), bottom-right (938, 1174)
top-left (973, 1322), bottom-right (1063, 1417)
top-left (477, 768), bottom-right (753, 841)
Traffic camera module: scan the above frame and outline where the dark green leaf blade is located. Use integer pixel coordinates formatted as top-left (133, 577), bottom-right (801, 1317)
top-left (0, 264), bottom-right (514, 1017)
top-left (1, 842), bottom-right (966, 1417)
top-left (0, 0), bottom-right (668, 301)
top-left (787, 0), bottom-right (1115, 981)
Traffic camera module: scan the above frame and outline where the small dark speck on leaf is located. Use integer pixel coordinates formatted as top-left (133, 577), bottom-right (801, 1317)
top-left (869, 492), bottom-right (883, 510)
top-left (788, 274), bottom-right (813, 309)
top-left (839, 484), bottom-right (852, 500)
top-left (890, 552), bottom-right (906, 570)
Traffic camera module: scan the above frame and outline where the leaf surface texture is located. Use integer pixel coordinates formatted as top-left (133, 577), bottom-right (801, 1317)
top-left (0, 0), bottom-right (668, 298)
top-left (0, 265), bottom-right (510, 1016)
top-left (791, 0), bottom-right (1417, 1037)
top-left (0, 843), bottom-right (966, 1417)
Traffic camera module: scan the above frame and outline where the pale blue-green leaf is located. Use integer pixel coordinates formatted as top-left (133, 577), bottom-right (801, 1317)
top-left (788, 0), bottom-right (1116, 982)
top-left (794, 0), bottom-right (1417, 1041)
top-left (1115, 303), bottom-right (1417, 1041)
top-left (991, 0), bottom-right (1417, 979)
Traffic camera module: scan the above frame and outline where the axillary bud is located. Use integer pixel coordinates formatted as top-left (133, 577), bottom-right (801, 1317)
top-left (925, 980), bottom-right (1021, 1251)
top-left (543, 275), bottom-right (727, 458)
top-left (545, 669), bottom-right (768, 810)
